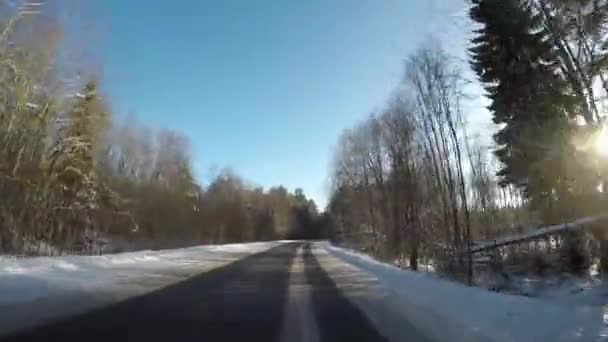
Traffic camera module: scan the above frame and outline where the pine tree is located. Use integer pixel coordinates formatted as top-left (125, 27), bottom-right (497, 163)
top-left (469, 0), bottom-right (574, 213)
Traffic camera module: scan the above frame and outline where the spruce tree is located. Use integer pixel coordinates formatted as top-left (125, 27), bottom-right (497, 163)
top-left (469, 0), bottom-right (574, 212)
top-left (48, 81), bottom-right (108, 208)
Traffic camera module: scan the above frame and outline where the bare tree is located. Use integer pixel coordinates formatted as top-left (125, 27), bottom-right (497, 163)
top-left (405, 45), bottom-right (473, 283)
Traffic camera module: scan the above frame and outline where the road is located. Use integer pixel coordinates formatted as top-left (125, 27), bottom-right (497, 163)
top-left (1, 242), bottom-right (432, 342)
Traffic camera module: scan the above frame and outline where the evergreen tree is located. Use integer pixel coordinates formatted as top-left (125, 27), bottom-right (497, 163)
top-left (534, 0), bottom-right (608, 125)
top-left (469, 0), bottom-right (574, 213)
top-left (48, 81), bottom-right (108, 208)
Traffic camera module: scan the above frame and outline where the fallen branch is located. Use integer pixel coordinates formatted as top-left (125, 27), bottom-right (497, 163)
top-left (470, 214), bottom-right (608, 254)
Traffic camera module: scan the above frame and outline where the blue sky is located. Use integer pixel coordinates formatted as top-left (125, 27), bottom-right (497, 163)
top-left (85, 0), bottom-right (469, 208)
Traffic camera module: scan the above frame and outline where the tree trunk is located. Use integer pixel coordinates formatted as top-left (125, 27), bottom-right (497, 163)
top-left (600, 240), bottom-right (608, 278)
top-left (410, 245), bottom-right (419, 271)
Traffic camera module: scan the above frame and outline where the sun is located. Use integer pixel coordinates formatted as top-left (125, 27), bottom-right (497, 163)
top-left (596, 125), bottom-right (608, 158)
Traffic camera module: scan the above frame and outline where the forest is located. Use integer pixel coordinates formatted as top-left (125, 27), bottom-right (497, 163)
top-left (0, 2), bottom-right (326, 255)
top-left (327, 0), bottom-right (608, 285)
top-left (4, 0), bottom-right (608, 290)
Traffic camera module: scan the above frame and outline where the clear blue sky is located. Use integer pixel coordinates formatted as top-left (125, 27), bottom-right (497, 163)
top-left (86, 0), bottom-right (467, 208)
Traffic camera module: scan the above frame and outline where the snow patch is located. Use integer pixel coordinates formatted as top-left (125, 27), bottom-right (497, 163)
top-left (323, 242), bottom-right (608, 342)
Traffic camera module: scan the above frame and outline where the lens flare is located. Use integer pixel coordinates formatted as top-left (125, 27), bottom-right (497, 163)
top-left (597, 125), bottom-right (608, 157)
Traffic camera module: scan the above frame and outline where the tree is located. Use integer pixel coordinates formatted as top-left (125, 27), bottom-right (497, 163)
top-left (267, 186), bottom-right (293, 238)
top-left (533, 0), bottom-right (608, 126)
top-left (48, 81), bottom-right (107, 207)
top-left (380, 99), bottom-right (421, 269)
top-left (42, 81), bottom-right (111, 251)
top-left (0, 3), bottom-right (327, 255)
top-left (0, 5), bottom-right (63, 253)
top-left (406, 46), bottom-right (473, 282)
top-left (329, 44), bottom-right (477, 283)
top-left (469, 0), bottom-right (574, 217)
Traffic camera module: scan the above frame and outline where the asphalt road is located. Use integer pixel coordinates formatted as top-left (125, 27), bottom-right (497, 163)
top-left (1, 242), bottom-right (429, 342)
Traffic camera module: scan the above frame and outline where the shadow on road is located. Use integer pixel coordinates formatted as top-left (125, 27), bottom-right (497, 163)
top-left (302, 244), bottom-right (389, 342)
top-left (1, 242), bottom-right (301, 342)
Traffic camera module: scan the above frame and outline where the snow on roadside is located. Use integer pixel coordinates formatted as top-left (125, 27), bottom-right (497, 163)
top-left (0, 241), bottom-right (284, 335)
top-left (322, 242), bottom-right (608, 342)
top-left (0, 241), bottom-right (283, 304)
top-left (476, 271), bottom-right (608, 308)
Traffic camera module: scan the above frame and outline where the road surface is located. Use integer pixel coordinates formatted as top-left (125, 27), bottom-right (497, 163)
top-left (1, 242), bottom-right (432, 342)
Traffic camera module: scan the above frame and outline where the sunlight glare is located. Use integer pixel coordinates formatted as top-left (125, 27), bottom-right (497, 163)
top-left (596, 125), bottom-right (608, 157)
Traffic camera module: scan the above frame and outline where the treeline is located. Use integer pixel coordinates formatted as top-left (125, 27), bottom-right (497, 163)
top-left (329, 46), bottom-right (479, 282)
top-left (328, 0), bottom-right (608, 284)
top-left (0, 3), bottom-right (323, 255)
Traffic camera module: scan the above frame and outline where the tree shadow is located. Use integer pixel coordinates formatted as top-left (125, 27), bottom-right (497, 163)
top-left (2, 242), bottom-right (301, 342)
top-left (302, 244), bottom-right (389, 342)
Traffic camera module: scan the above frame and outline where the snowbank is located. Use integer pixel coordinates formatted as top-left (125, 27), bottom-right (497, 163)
top-left (0, 241), bottom-right (283, 334)
top-left (323, 242), bottom-right (608, 342)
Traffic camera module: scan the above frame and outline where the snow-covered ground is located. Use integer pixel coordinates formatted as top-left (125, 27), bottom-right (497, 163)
top-left (323, 242), bottom-right (608, 342)
top-left (0, 241), bottom-right (283, 335)
top-left (476, 267), bottom-right (608, 308)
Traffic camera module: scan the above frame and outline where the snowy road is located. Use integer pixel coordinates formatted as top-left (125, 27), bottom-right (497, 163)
top-left (0, 242), bottom-right (432, 342)
top-left (1, 241), bottom-right (607, 341)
